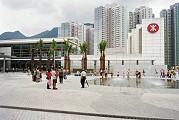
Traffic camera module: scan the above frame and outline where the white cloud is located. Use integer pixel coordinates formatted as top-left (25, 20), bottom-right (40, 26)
top-left (0, 0), bottom-right (178, 36)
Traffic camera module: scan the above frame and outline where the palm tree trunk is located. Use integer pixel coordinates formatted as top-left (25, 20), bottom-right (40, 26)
top-left (52, 52), bottom-right (55, 67)
top-left (100, 55), bottom-right (103, 71)
top-left (103, 53), bottom-right (105, 70)
top-left (64, 54), bottom-right (67, 70)
top-left (47, 53), bottom-right (50, 70)
top-left (31, 53), bottom-right (34, 71)
top-left (68, 58), bottom-right (71, 74)
top-left (68, 54), bottom-right (71, 74)
top-left (39, 50), bottom-right (42, 68)
top-left (84, 53), bottom-right (87, 70)
top-left (81, 57), bottom-right (84, 70)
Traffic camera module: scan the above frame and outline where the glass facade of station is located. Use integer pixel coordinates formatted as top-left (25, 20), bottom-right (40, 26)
top-left (0, 38), bottom-right (78, 71)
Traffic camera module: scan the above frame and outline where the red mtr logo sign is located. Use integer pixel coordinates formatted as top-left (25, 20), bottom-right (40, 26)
top-left (147, 23), bottom-right (159, 33)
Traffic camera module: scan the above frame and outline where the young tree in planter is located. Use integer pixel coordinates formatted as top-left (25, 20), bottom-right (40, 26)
top-left (51, 39), bottom-right (57, 67)
top-left (46, 39), bottom-right (57, 69)
top-left (46, 47), bottom-right (52, 70)
top-left (30, 46), bottom-right (37, 71)
top-left (80, 41), bottom-right (88, 70)
top-left (37, 39), bottom-right (44, 68)
top-left (98, 40), bottom-right (107, 71)
top-left (63, 39), bottom-right (72, 74)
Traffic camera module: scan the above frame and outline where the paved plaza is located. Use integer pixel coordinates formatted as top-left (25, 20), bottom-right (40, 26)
top-left (0, 72), bottom-right (179, 120)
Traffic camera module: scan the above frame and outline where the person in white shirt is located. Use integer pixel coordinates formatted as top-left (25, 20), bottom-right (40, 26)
top-left (80, 70), bottom-right (86, 88)
top-left (104, 68), bottom-right (108, 78)
top-left (51, 68), bottom-right (57, 90)
top-left (127, 69), bottom-right (130, 80)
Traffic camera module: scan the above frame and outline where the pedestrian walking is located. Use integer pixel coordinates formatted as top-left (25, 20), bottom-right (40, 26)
top-left (135, 69), bottom-right (139, 77)
top-left (36, 68), bottom-right (41, 82)
top-left (51, 68), bottom-right (57, 90)
top-left (117, 72), bottom-right (119, 77)
top-left (59, 68), bottom-right (64, 83)
top-left (46, 69), bottom-right (52, 89)
top-left (136, 72), bottom-right (141, 88)
top-left (80, 70), bottom-right (86, 88)
top-left (64, 70), bottom-right (67, 79)
top-left (160, 69), bottom-right (163, 78)
top-left (123, 72), bottom-right (125, 78)
top-left (127, 69), bottom-right (130, 80)
top-left (55, 68), bottom-right (59, 82)
top-left (155, 69), bottom-right (158, 78)
top-left (100, 69), bottom-right (103, 76)
top-left (27, 67), bottom-right (31, 75)
top-left (6, 68), bottom-right (8, 73)
top-left (142, 69), bottom-right (145, 77)
top-left (111, 71), bottom-right (113, 78)
top-left (104, 68), bottom-right (108, 78)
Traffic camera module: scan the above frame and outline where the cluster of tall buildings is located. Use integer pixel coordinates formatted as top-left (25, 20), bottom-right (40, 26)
top-left (160, 2), bottom-right (179, 66)
top-left (58, 2), bottom-right (179, 66)
top-left (58, 22), bottom-right (94, 55)
top-left (128, 6), bottom-right (154, 33)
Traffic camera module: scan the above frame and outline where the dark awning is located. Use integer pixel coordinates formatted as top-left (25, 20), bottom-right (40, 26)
top-left (0, 55), bottom-right (16, 58)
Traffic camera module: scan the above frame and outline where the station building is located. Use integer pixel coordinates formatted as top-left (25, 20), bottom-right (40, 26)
top-left (0, 37), bottom-right (79, 72)
top-left (0, 18), bottom-right (166, 76)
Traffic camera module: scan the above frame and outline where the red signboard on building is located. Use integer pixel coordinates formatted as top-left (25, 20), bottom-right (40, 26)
top-left (147, 23), bottom-right (159, 33)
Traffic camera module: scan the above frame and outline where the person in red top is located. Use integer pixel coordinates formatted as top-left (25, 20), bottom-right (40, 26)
top-left (46, 69), bottom-right (52, 89)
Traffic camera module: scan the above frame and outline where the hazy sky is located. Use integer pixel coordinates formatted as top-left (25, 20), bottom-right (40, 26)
top-left (0, 0), bottom-right (178, 36)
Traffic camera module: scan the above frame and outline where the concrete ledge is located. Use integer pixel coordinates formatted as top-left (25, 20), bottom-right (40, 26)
top-left (0, 105), bottom-right (173, 120)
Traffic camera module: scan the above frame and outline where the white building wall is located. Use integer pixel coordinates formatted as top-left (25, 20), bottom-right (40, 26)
top-left (0, 47), bottom-right (11, 56)
top-left (132, 24), bottom-right (142, 54)
top-left (127, 33), bottom-right (132, 54)
top-left (142, 18), bottom-right (164, 65)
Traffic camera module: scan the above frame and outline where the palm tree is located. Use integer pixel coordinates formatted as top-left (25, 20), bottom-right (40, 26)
top-left (46, 47), bottom-right (52, 70)
top-left (98, 40), bottom-right (107, 71)
top-left (80, 41), bottom-right (88, 70)
top-left (51, 39), bottom-right (57, 67)
top-left (67, 44), bottom-right (72, 74)
top-left (37, 39), bottom-right (44, 68)
top-left (30, 47), bottom-right (37, 71)
top-left (63, 39), bottom-right (73, 73)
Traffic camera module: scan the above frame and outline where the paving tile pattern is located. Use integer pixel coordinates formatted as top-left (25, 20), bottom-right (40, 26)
top-left (0, 72), bottom-right (178, 119)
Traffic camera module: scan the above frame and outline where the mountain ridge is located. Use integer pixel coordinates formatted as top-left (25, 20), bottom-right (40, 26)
top-left (0, 27), bottom-right (59, 40)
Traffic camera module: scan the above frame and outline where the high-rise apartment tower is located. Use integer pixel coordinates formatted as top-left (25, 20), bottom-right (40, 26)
top-left (94, 3), bottom-right (127, 55)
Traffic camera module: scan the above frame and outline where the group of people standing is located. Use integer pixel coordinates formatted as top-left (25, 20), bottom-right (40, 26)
top-left (31, 67), bottom-right (67, 90)
top-left (46, 67), bottom-right (67, 90)
top-left (32, 68), bottom-right (42, 82)
top-left (100, 68), bottom-right (108, 78)
top-left (159, 69), bottom-right (177, 78)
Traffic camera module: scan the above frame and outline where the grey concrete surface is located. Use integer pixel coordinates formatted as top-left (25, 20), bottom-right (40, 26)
top-left (0, 72), bottom-right (178, 120)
